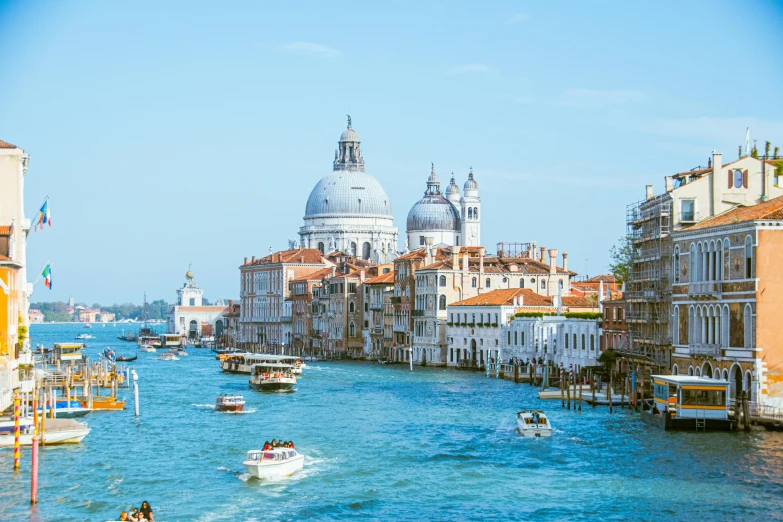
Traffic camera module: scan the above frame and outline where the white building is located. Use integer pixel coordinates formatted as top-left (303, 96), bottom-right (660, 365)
top-left (406, 165), bottom-right (481, 248)
top-left (299, 118), bottom-right (398, 262)
top-left (168, 269), bottom-right (228, 339)
top-left (504, 314), bottom-right (602, 371)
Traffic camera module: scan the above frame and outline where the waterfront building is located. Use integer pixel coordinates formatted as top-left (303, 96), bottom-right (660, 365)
top-left (239, 248), bottom-right (331, 352)
top-left (447, 288), bottom-right (554, 368)
top-left (290, 267), bottom-right (333, 355)
top-left (220, 300), bottom-right (241, 349)
top-left (28, 308), bottom-right (44, 323)
top-left (410, 243), bottom-right (574, 366)
top-left (299, 119), bottom-right (398, 263)
top-left (625, 151), bottom-right (782, 371)
top-left (601, 297), bottom-right (628, 350)
top-left (77, 308), bottom-right (100, 323)
top-left (362, 270), bottom-right (395, 359)
top-left (669, 194), bottom-right (783, 408)
top-left (406, 165), bottom-right (481, 248)
top-left (571, 274), bottom-right (622, 300)
top-left (167, 269), bottom-right (228, 340)
top-left (0, 139), bottom-right (33, 412)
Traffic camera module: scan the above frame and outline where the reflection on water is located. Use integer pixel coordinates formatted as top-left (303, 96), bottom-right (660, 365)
top-left (0, 324), bottom-right (781, 521)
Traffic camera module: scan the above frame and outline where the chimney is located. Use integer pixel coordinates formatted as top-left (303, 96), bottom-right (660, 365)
top-left (539, 246), bottom-right (546, 262)
top-left (711, 151), bottom-right (723, 216)
top-left (598, 280), bottom-right (605, 312)
top-left (548, 249), bottom-right (557, 274)
top-left (331, 266), bottom-right (336, 278)
top-left (425, 237), bottom-right (434, 265)
top-left (244, 257), bottom-right (248, 265)
top-left (645, 185), bottom-right (654, 201)
top-left (562, 252), bottom-right (568, 271)
top-left (300, 254), bottom-right (304, 263)
top-left (665, 176), bottom-right (674, 192)
top-left (532, 241), bottom-right (537, 259)
top-left (360, 269), bottom-right (366, 283)
top-left (462, 251), bottom-right (469, 272)
top-left (452, 246), bottom-right (461, 270)
top-left (251, 256), bottom-right (256, 263)
top-left (479, 247), bottom-right (485, 275)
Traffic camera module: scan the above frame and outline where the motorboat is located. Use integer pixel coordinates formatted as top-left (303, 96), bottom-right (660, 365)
top-left (242, 447), bottom-right (304, 479)
top-left (115, 354), bottom-right (137, 362)
top-left (140, 344), bottom-right (156, 353)
top-left (249, 362), bottom-right (296, 392)
top-left (75, 334), bottom-right (94, 340)
top-left (158, 351), bottom-right (179, 361)
top-left (37, 405), bottom-right (92, 419)
top-left (0, 418), bottom-right (91, 446)
top-left (216, 395), bottom-right (245, 412)
top-left (0, 416), bottom-right (35, 434)
top-left (176, 348), bottom-right (188, 357)
top-left (516, 410), bottom-right (553, 437)
top-left (84, 323), bottom-right (92, 329)
top-left (80, 396), bottom-right (126, 411)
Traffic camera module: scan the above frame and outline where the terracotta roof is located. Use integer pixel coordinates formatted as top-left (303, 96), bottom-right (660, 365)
top-left (561, 296), bottom-right (596, 308)
top-left (513, 306), bottom-right (558, 314)
top-left (603, 297), bottom-right (626, 305)
top-left (450, 288), bottom-right (552, 307)
top-left (0, 254), bottom-right (10, 261)
top-left (0, 140), bottom-right (18, 149)
top-left (245, 248), bottom-right (325, 266)
top-left (365, 271), bottom-right (394, 284)
top-left (688, 195), bottom-right (783, 230)
top-left (0, 226), bottom-right (11, 236)
top-left (291, 267), bottom-right (336, 282)
top-left (395, 247), bottom-right (450, 261)
top-left (585, 274), bottom-right (616, 283)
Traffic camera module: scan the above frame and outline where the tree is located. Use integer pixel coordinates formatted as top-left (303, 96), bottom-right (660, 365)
top-left (765, 141), bottom-right (771, 158)
top-left (775, 146), bottom-right (780, 160)
top-left (738, 145), bottom-right (742, 159)
top-left (608, 236), bottom-right (632, 284)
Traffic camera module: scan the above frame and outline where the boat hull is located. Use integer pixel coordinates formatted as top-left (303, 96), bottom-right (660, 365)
top-left (517, 420), bottom-right (553, 437)
top-left (243, 454), bottom-right (304, 479)
top-left (251, 381), bottom-right (295, 392)
top-left (216, 404), bottom-right (245, 412)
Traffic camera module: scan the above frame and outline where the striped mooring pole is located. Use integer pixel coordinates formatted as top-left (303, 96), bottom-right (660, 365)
top-left (13, 391), bottom-right (21, 470)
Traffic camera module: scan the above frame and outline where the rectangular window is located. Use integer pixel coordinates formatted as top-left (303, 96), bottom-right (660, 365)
top-left (681, 199), bottom-right (696, 222)
top-left (419, 236), bottom-right (425, 245)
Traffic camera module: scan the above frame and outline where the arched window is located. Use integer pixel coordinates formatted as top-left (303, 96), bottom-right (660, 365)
top-left (581, 334), bottom-right (586, 350)
top-left (573, 333), bottom-right (577, 350)
top-left (590, 334), bottom-right (595, 350)
top-left (472, 277), bottom-right (477, 288)
top-left (696, 243), bottom-right (703, 282)
top-left (744, 304), bottom-right (753, 348)
top-left (350, 242), bottom-right (357, 256)
top-left (734, 169), bottom-right (743, 188)
top-left (723, 239), bottom-right (729, 280)
top-left (349, 322), bottom-right (355, 337)
top-left (474, 207), bottom-right (479, 219)
top-left (565, 334), bottom-right (569, 349)
top-left (349, 302), bottom-right (355, 313)
top-left (317, 242), bottom-right (324, 254)
top-left (362, 242), bottom-right (371, 260)
top-left (689, 243), bottom-right (696, 281)
top-left (673, 306), bottom-right (680, 345)
top-left (688, 366), bottom-right (694, 376)
top-left (672, 364), bottom-right (679, 375)
top-left (559, 280), bottom-right (563, 289)
top-left (673, 246), bottom-right (680, 284)
top-left (485, 278), bottom-right (491, 288)
top-left (468, 208), bottom-right (473, 219)
top-left (519, 279), bottom-right (525, 288)
top-left (541, 280), bottom-right (546, 289)
top-left (439, 275), bottom-right (446, 287)
top-left (514, 331), bottom-right (518, 345)
top-left (745, 236), bottom-right (753, 278)
top-left (439, 295), bottom-right (446, 310)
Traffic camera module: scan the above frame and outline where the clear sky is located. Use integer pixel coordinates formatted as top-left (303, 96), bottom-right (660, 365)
top-left (1, 1), bottom-right (782, 304)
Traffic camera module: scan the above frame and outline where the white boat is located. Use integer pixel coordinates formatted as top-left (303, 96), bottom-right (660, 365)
top-left (0, 418), bottom-right (90, 446)
top-left (84, 323), bottom-right (92, 329)
top-left (538, 384), bottom-right (592, 400)
top-left (516, 410), bottom-right (553, 437)
top-left (140, 344), bottom-right (156, 353)
top-left (243, 447), bottom-right (304, 479)
top-left (158, 351), bottom-right (179, 361)
top-left (249, 362), bottom-right (296, 392)
top-left (176, 348), bottom-right (189, 357)
top-left (0, 416), bottom-right (35, 434)
top-left (216, 395), bottom-right (245, 412)
top-left (75, 334), bottom-right (94, 340)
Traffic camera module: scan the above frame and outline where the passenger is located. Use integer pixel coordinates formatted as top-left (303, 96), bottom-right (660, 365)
top-left (289, 441), bottom-right (295, 450)
top-left (130, 509), bottom-right (141, 521)
top-left (118, 511), bottom-right (129, 521)
top-left (139, 500), bottom-right (154, 522)
top-left (271, 440), bottom-right (277, 448)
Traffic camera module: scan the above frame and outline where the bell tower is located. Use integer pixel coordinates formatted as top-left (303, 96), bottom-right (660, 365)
top-left (460, 168), bottom-right (481, 246)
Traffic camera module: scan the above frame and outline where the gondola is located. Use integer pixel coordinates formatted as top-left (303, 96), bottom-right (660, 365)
top-left (115, 354), bottom-right (137, 362)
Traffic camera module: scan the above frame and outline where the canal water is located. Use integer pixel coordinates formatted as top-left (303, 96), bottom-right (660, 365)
top-left (1, 324), bottom-right (782, 521)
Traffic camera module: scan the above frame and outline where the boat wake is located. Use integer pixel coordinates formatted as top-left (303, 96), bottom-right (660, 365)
top-left (192, 403), bottom-right (216, 409)
top-left (224, 408), bottom-right (257, 415)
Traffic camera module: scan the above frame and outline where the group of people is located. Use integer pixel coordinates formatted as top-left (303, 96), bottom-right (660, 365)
top-left (262, 439), bottom-right (294, 450)
top-left (117, 501), bottom-right (153, 521)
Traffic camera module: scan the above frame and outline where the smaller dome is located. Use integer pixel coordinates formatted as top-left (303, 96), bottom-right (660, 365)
top-left (407, 196), bottom-right (461, 232)
top-left (446, 174), bottom-right (460, 197)
top-left (340, 127), bottom-right (359, 142)
top-left (464, 169), bottom-right (478, 192)
top-left (428, 163), bottom-right (440, 185)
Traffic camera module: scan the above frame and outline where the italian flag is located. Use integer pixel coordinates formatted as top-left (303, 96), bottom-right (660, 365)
top-left (42, 264), bottom-right (52, 289)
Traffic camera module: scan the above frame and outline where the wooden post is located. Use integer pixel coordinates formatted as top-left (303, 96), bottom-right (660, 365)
top-left (529, 363), bottom-right (533, 386)
top-left (561, 373), bottom-right (565, 408)
top-left (133, 369), bottom-right (139, 417)
top-left (30, 432), bottom-right (39, 504)
top-left (514, 362), bottom-right (519, 384)
top-left (622, 375), bottom-right (626, 409)
top-left (639, 368), bottom-right (645, 411)
top-left (609, 370), bottom-right (614, 414)
top-left (13, 391), bottom-right (20, 471)
top-left (579, 378), bottom-right (583, 412)
top-left (743, 392), bottom-right (751, 432)
top-left (40, 390), bottom-right (46, 447)
top-left (592, 372), bottom-right (596, 407)
top-left (566, 373), bottom-right (571, 410)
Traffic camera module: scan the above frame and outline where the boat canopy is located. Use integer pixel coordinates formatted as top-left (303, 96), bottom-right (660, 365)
top-left (250, 362), bottom-right (293, 369)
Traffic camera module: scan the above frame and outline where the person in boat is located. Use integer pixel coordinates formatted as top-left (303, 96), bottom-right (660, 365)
top-left (139, 500), bottom-right (154, 522)
top-left (118, 511), bottom-right (129, 521)
top-left (289, 441), bottom-right (295, 449)
top-left (532, 412), bottom-right (540, 424)
top-left (218, 395), bottom-right (223, 402)
top-left (263, 441), bottom-right (270, 450)
top-left (271, 440), bottom-right (277, 448)
top-left (129, 508), bottom-right (141, 521)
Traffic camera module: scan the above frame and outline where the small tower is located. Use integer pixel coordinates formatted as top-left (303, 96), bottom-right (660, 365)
top-left (177, 267), bottom-right (203, 307)
top-left (446, 173), bottom-right (460, 206)
top-left (460, 168), bottom-right (481, 246)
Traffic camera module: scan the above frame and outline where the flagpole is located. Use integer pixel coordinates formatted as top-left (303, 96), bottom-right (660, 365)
top-left (32, 196), bottom-right (49, 231)
top-left (31, 260), bottom-right (51, 287)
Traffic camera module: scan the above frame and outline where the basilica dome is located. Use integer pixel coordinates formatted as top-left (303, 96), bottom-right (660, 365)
top-left (407, 195), bottom-right (460, 232)
top-left (305, 170), bottom-right (393, 217)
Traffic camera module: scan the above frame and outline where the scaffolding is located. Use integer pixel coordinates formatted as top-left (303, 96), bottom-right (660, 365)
top-left (496, 242), bottom-right (532, 258)
top-left (625, 195), bottom-right (672, 370)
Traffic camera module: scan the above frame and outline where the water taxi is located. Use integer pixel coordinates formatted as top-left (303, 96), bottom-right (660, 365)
top-left (176, 348), bottom-right (189, 357)
top-left (221, 353), bottom-right (289, 374)
top-left (249, 363), bottom-right (296, 392)
top-left (140, 344), bottom-right (156, 353)
top-left (516, 410), bottom-right (553, 437)
top-left (242, 447), bottom-right (304, 479)
top-left (75, 333), bottom-right (94, 340)
top-left (641, 375), bottom-right (733, 431)
top-left (216, 395), bottom-right (245, 412)
top-left (37, 405), bottom-right (91, 419)
top-left (157, 351), bottom-right (180, 361)
top-left (139, 336), bottom-right (162, 348)
top-left (0, 418), bottom-right (91, 446)
top-left (80, 395), bottom-right (126, 411)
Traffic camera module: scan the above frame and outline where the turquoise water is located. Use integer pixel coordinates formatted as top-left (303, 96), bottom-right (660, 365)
top-left (1, 324), bottom-right (782, 521)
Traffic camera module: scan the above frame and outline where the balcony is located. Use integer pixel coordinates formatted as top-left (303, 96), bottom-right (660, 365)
top-left (369, 302), bottom-right (384, 311)
top-left (688, 282), bottom-right (721, 299)
top-left (689, 343), bottom-right (722, 357)
top-left (412, 310), bottom-right (425, 317)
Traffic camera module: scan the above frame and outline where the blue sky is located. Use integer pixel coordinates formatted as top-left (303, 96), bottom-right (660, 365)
top-left (1, 1), bottom-right (782, 304)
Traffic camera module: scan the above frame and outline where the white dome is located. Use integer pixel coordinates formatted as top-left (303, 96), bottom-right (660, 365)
top-left (305, 171), bottom-right (392, 217)
top-left (407, 196), bottom-right (460, 232)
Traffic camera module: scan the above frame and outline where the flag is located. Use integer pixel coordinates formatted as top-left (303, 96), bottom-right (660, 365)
top-left (42, 264), bottom-right (52, 289)
top-left (745, 127), bottom-right (751, 157)
top-left (37, 200), bottom-right (51, 230)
